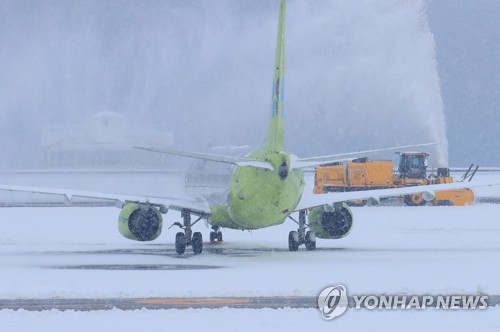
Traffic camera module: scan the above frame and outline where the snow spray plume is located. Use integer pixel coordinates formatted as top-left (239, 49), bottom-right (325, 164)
top-left (0, 0), bottom-right (448, 168)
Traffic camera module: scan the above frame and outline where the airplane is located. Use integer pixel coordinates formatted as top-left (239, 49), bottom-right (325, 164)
top-left (0, 0), bottom-right (496, 255)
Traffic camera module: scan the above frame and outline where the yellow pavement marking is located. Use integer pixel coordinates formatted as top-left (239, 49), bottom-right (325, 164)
top-left (135, 298), bottom-right (252, 306)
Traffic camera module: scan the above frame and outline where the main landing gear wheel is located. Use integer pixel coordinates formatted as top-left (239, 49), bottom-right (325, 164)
top-left (288, 231), bottom-right (299, 251)
top-left (288, 210), bottom-right (316, 251)
top-left (175, 232), bottom-right (187, 254)
top-left (172, 209), bottom-right (205, 255)
top-left (305, 231), bottom-right (316, 251)
top-left (192, 232), bottom-right (203, 254)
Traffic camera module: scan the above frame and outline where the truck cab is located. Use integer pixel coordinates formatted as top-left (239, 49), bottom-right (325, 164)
top-left (398, 152), bottom-right (428, 179)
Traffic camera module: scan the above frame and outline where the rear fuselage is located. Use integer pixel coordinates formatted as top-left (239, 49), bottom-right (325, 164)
top-left (197, 150), bottom-right (304, 230)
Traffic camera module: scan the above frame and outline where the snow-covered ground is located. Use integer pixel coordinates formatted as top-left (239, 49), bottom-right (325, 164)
top-left (1, 307), bottom-right (499, 332)
top-left (0, 172), bottom-right (499, 330)
top-left (1, 204), bottom-right (500, 298)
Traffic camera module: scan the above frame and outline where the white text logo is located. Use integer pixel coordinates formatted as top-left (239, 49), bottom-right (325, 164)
top-left (317, 285), bottom-right (348, 320)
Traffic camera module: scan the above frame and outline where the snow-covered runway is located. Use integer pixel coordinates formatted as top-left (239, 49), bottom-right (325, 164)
top-left (2, 203), bottom-right (500, 298)
top-left (1, 173), bottom-right (499, 330)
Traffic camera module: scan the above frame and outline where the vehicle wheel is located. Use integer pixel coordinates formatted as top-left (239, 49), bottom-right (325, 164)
top-left (288, 231), bottom-right (299, 251)
top-left (192, 232), bottom-right (203, 254)
top-left (217, 231), bottom-right (223, 242)
top-left (210, 231), bottom-right (216, 243)
top-left (305, 231), bottom-right (316, 251)
top-left (404, 194), bottom-right (426, 206)
top-left (175, 232), bottom-right (186, 254)
top-left (437, 200), bottom-right (453, 206)
top-left (347, 200), bottom-right (367, 207)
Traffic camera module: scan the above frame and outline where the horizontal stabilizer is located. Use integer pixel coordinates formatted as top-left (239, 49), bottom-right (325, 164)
top-left (134, 146), bottom-right (274, 170)
top-left (291, 143), bottom-right (436, 169)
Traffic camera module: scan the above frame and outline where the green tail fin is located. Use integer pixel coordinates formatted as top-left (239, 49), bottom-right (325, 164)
top-left (263, 0), bottom-right (286, 152)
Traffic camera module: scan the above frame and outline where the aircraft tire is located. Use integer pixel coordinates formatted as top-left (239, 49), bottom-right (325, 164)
top-left (192, 232), bottom-right (203, 254)
top-left (305, 231), bottom-right (316, 251)
top-left (288, 231), bottom-right (299, 251)
top-left (175, 232), bottom-right (187, 254)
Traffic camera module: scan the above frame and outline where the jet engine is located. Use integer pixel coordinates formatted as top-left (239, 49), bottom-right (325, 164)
top-left (308, 203), bottom-right (353, 239)
top-left (118, 203), bottom-right (163, 241)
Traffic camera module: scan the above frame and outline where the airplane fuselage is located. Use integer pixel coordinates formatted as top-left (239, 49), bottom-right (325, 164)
top-left (210, 149), bottom-right (304, 230)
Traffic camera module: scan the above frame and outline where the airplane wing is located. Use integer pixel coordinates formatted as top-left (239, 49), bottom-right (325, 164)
top-left (0, 184), bottom-right (211, 215)
top-left (134, 146), bottom-right (274, 170)
top-left (295, 180), bottom-right (499, 211)
top-left (290, 143), bottom-right (436, 169)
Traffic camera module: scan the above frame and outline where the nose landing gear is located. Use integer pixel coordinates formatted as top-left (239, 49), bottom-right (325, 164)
top-left (209, 226), bottom-right (223, 243)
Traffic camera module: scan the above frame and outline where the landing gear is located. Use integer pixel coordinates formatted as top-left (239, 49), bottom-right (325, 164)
top-left (209, 226), bottom-right (223, 243)
top-left (288, 210), bottom-right (316, 251)
top-left (171, 209), bottom-right (204, 255)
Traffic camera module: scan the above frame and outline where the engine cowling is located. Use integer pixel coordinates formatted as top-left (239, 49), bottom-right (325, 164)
top-left (118, 203), bottom-right (163, 241)
top-left (308, 203), bottom-right (353, 239)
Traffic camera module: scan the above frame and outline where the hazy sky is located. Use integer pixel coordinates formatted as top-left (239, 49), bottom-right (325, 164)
top-left (0, 0), bottom-right (498, 168)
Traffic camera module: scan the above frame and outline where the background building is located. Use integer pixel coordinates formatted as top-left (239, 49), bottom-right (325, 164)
top-left (41, 112), bottom-right (174, 169)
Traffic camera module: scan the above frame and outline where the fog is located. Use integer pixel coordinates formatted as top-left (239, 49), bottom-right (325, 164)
top-left (0, 0), bottom-right (454, 168)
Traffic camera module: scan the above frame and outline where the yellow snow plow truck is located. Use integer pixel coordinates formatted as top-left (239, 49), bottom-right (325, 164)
top-left (313, 152), bottom-right (475, 207)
